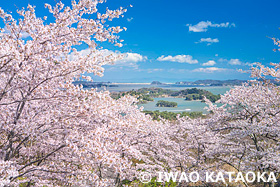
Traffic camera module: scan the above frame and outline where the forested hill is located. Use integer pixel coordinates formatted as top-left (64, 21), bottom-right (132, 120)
top-left (111, 87), bottom-right (220, 103)
top-left (171, 88), bottom-right (220, 102)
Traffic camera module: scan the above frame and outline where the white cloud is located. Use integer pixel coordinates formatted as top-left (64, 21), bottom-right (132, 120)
top-left (116, 52), bottom-right (147, 67)
top-left (106, 66), bottom-right (123, 71)
top-left (186, 21), bottom-right (235, 32)
top-left (193, 67), bottom-right (227, 73)
top-left (218, 58), bottom-right (242, 65)
top-left (218, 58), bottom-right (228, 62)
top-left (20, 32), bottom-right (30, 39)
top-left (137, 68), bottom-right (163, 73)
top-left (215, 54), bottom-right (219, 57)
top-left (202, 60), bottom-right (216, 66)
top-left (228, 59), bottom-right (241, 65)
top-left (196, 38), bottom-right (219, 45)
top-left (127, 17), bottom-right (133, 22)
top-left (245, 62), bottom-right (258, 66)
top-left (157, 55), bottom-right (198, 64)
top-left (69, 48), bottom-right (146, 68)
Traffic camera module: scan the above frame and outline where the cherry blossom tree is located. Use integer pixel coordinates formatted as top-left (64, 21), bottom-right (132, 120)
top-left (1, 0), bottom-right (280, 187)
top-left (208, 38), bottom-right (280, 176)
top-left (205, 82), bottom-right (280, 181)
top-left (168, 40), bottom-right (280, 187)
top-left (168, 84), bottom-right (280, 187)
top-left (0, 1), bottom-right (177, 186)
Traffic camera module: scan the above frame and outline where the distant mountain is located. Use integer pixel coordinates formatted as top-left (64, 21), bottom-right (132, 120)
top-left (151, 81), bottom-right (164, 85)
top-left (175, 79), bottom-right (280, 86)
top-left (74, 79), bottom-right (280, 88)
top-left (175, 81), bottom-right (193, 85)
top-left (73, 81), bottom-right (118, 88)
top-left (176, 79), bottom-right (247, 86)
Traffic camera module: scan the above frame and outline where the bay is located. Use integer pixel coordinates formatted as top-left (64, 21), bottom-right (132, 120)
top-left (97, 84), bottom-right (233, 113)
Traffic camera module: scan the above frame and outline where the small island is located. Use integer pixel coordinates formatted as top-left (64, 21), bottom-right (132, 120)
top-left (110, 90), bottom-right (154, 104)
top-left (178, 88), bottom-right (220, 102)
top-left (151, 81), bottom-right (164, 85)
top-left (156, 100), bottom-right (178, 107)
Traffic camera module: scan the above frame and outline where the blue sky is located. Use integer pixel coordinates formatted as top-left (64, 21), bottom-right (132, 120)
top-left (1, 0), bottom-right (280, 82)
